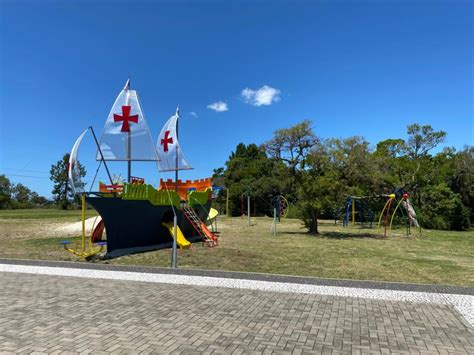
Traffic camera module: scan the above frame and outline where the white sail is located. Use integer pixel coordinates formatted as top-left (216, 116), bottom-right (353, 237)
top-left (96, 81), bottom-right (158, 161)
top-left (156, 110), bottom-right (192, 172)
top-left (68, 128), bottom-right (88, 195)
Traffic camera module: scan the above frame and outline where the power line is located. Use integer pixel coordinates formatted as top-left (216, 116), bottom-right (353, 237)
top-left (2, 173), bottom-right (50, 179)
top-left (1, 168), bottom-right (50, 175)
top-left (3, 173), bottom-right (110, 183)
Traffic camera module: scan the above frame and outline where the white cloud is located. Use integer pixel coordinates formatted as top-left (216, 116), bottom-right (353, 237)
top-left (207, 101), bottom-right (228, 112)
top-left (241, 85), bottom-right (281, 106)
top-left (189, 111), bottom-right (198, 118)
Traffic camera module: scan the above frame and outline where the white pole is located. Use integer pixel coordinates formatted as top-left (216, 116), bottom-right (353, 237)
top-left (171, 106), bottom-right (179, 269)
top-left (126, 85), bottom-right (132, 183)
top-left (273, 207), bottom-right (277, 236)
top-left (171, 215), bottom-right (178, 268)
top-left (247, 195), bottom-right (251, 226)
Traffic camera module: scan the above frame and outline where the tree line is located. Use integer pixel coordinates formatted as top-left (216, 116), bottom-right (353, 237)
top-left (0, 153), bottom-right (86, 210)
top-left (0, 175), bottom-right (50, 209)
top-left (213, 122), bottom-right (472, 232)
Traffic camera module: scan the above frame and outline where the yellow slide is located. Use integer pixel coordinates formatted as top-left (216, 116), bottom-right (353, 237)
top-left (206, 207), bottom-right (219, 226)
top-left (162, 223), bottom-right (191, 249)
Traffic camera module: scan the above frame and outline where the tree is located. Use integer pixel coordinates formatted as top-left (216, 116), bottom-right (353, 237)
top-left (265, 120), bottom-right (321, 233)
top-left (213, 121), bottom-right (471, 231)
top-left (375, 139), bottom-right (406, 159)
top-left (372, 139), bottom-right (404, 192)
top-left (221, 143), bottom-right (285, 216)
top-left (405, 124), bottom-right (446, 159)
top-left (11, 183), bottom-right (32, 208)
top-left (265, 120), bottom-right (318, 175)
top-left (326, 136), bottom-right (376, 195)
top-left (29, 192), bottom-right (50, 207)
top-left (445, 146), bottom-right (474, 223)
top-left (403, 124), bottom-right (447, 207)
top-left (50, 153), bottom-right (86, 209)
top-left (298, 142), bottom-right (332, 233)
top-left (419, 183), bottom-right (469, 230)
top-left (0, 175), bottom-right (13, 209)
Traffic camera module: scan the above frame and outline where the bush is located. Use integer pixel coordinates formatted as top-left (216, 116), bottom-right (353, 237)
top-left (285, 203), bottom-right (302, 219)
top-left (419, 183), bottom-right (470, 231)
top-left (451, 199), bottom-right (470, 231)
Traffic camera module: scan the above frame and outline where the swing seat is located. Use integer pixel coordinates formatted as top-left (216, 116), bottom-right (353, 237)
top-left (60, 240), bottom-right (71, 245)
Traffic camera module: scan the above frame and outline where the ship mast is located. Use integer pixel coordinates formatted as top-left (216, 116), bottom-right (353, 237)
top-left (126, 78), bottom-right (132, 183)
top-left (175, 105), bottom-right (180, 192)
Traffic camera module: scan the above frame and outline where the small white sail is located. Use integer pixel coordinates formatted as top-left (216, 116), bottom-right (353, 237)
top-left (68, 128), bottom-right (89, 195)
top-left (156, 110), bottom-right (192, 172)
top-left (96, 80), bottom-right (158, 161)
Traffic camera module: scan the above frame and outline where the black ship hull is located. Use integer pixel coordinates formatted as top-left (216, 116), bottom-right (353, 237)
top-left (86, 196), bottom-right (211, 258)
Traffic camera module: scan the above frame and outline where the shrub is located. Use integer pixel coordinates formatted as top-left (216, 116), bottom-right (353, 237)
top-left (420, 183), bottom-right (470, 231)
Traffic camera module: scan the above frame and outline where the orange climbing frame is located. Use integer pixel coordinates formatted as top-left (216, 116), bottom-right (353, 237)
top-left (99, 183), bottom-right (123, 193)
top-left (158, 178), bottom-right (212, 200)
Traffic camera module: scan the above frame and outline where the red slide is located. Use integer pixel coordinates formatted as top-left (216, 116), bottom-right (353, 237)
top-left (199, 222), bottom-right (218, 246)
top-left (91, 219), bottom-right (105, 243)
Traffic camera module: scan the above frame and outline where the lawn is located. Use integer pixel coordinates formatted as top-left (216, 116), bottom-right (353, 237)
top-left (0, 209), bottom-right (472, 286)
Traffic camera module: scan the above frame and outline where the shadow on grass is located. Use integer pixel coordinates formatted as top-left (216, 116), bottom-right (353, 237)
top-left (279, 230), bottom-right (384, 239)
top-left (321, 231), bottom-right (385, 240)
top-left (281, 231), bottom-right (385, 239)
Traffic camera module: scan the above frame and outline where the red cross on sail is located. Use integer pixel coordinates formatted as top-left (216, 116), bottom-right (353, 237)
top-left (156, 110), bottom-right (191, 172)
top-left (161, 130), bottom-right (173, 152)
top-left (96, 79), bottom-right (159, 161)
top-left (114, 105), bottom-right (139, 132)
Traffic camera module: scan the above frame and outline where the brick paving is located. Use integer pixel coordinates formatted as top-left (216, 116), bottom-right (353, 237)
top-left (0, 272), bottom-right (472, 354)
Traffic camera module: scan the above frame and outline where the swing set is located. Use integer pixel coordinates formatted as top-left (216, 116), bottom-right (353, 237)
top-left (342, 196), bottom-right (374, 228)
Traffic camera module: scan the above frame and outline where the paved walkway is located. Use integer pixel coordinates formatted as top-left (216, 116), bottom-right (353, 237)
top-left (0, 262), bottom-right (472, 354)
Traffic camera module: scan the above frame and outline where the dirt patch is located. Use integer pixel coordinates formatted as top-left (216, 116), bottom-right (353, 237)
top-left (0, 217), bottom-right (102, 240)
top-left (54, 216), bottom-right (102, 235)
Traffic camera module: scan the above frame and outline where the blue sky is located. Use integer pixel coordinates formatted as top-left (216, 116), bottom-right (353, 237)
top-left (1, 0), bottom-right (472, 197)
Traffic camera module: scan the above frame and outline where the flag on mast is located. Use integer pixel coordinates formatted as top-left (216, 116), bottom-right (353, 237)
top-left (156, 107), bottom-right (192, 172)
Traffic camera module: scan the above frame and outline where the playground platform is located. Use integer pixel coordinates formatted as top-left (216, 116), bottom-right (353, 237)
top-left (0, 259), bottom-right (472, 353)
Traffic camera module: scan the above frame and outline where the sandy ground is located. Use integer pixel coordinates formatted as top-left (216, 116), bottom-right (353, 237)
top-left (0, 217), bottom-right (102, 240)
top-left (54, 216), bottom-right (102, 235)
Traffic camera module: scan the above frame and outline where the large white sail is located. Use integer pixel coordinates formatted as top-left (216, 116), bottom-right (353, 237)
top-left (68, 128), bottom-right (88, 195)
top-left (96, 80), bottom-right (158, 161)
top-left (156, 109), bottom-right (192, 172)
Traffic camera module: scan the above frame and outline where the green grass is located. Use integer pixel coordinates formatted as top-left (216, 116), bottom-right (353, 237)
top-left (0, 209), bottom-right (472, 286)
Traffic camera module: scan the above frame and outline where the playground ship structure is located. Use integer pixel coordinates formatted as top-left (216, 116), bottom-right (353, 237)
top-left (66, 80), bottom-right (218, 258)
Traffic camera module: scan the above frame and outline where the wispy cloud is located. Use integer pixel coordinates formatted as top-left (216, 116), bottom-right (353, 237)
top-left (241, 85), bottom-right (281, 106)
top-left (189, 111), bottom-right (198, 118)
top-left (207, 101), bottom-right (228, 112)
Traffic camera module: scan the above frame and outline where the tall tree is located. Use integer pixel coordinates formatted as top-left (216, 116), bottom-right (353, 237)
top-left (265, 120), bottom-right (321, 233)
top-left (0, 175), bottom-right (13, 209)
top-left (326, 136), bottom-right (375, 195)
top-left (265, 120), bottom-right (318, 175)
top-left (404, 124), bottom-right (447, 206)
top-left (405, 124), bottom-right (447, 159)
top-left (373, 139), bottom-right (407, 188)
top-left (50, 153), bottom-right (86, 209)
top-left (221, 143), bottom-right (284, 216)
